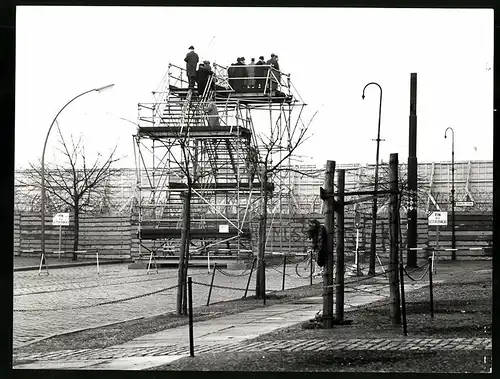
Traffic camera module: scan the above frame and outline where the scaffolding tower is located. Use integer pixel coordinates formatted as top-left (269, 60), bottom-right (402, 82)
top-left (133, 61), bottom-right (307, 260)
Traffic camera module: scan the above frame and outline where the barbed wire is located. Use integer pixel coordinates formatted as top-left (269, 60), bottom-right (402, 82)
top-left (192, 280), bottom-right (248, 292)
top-left (343, 283), bottom-right (392, 299)
top-left (15, 272), bottom-right (181, 297)
top-left (215, 266), bottom-right (252, 278)
top-left (403, 261), bottom-right (431, 281)
top-left (14, 284), bottom-right (180, 312)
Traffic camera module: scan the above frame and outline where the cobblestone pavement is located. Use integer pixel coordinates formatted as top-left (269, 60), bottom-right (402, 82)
top-left (13, 263), bottom-right (323, 348)
top-left (13, 337), bottom-right (491, 369)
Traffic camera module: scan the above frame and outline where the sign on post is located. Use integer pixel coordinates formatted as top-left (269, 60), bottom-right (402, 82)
top-left (219, 224), bottom-right (229, 233)
top-left (456, 201), bottom-right (474, 207)
top-left (354, 212), bottom-right (361, 229)
top-left (428, 211), bottom-right (448, 226)
top-left (52, 213), bottom-right (69, 226)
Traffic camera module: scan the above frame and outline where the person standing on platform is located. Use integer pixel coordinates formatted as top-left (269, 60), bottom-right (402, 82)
top-left (196, 60), bottom-right (213, 97)
top-left (266, 53), bottom-right (280, 91)
top-left (204, 97), bottom-right (220, 127)
top-left (239, 57), bottom-right (248, 90)
top-left (184, 46), bottom-right (199, 89)
top-left (247, 58), bottom-right (256, 90)
top-left (255, 56), bottom-right (266, 91)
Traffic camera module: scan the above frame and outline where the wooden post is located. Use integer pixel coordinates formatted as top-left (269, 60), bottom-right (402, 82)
top-left (188, 277), bottom-right (195, 357)
top-left (206, 263), bottom-right (217, 306)
top-left (282, 255), bottom-right (286, 291)
top-left (310, 249), bottom-right (313, 286)
top-left (244, 258), bottom-right (256, 298)
top-left (335, 169), bottom-right (345, 322)
top-left (321, 160), bottom-right (335, 329)
top-left (399, 262), bottom-right (408, 335)
top-left (428, 256), bottom-right (434, 318)
top-left (389, 153), bottom-right (402, 325)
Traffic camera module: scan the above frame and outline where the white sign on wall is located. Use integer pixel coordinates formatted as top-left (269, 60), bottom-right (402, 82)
top-left (219, 224), bottom-right (229, 233)
top-left (52, 213), bottom-right (70, 226)
top-left (428, 211), bottom-right (448, 226)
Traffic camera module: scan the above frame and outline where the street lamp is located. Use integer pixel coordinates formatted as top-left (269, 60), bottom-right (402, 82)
top-left (444, 127), bottom-right (456, 259)
top-left (362, 82), bottom-right (383, 276)
top-left (40, 84), bottom-right (114, 260)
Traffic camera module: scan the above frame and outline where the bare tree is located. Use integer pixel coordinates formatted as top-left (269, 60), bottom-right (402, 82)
top-left (162, 104), bottom-right (227, 315)
top-left (249, 110), bottom-right (317, 299)
top-left (18, 125), bottom-right (121, 260)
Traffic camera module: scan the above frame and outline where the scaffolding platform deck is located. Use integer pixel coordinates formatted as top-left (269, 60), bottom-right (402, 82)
top-left (139, 228), bottom-right (252, 240)
top-left (138, 126), bottom-right (252, 139)
top-left (168, 181), bottom-right (271, 191)
top-left (168, 84), bottom-right (293, 104)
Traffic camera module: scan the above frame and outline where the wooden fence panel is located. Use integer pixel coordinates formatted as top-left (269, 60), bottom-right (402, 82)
top-left (14, 212), bottom-right (21, 256)
top-left (18, 212), bottom-right (132, 259)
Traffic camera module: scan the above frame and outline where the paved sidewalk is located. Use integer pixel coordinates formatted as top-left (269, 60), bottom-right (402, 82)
top-left (13, 282), bottom-right (430, 370)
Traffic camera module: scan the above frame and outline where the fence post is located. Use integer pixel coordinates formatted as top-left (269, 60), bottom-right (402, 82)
top-left (188, 276), bottom-right (194, 357)
top-left (428, 256), bottom-right (434, 318)
top-left (282, 255), bottom-right (286, 291)
top-left (244, 258), bottom-right (256, 298)
top-left (310, 249), bottom-right (313, 286)
top-left (321, 160), bottom-right (335, 329)
top-left (399, 262), bottom-right (408, 336)
top-left (389, 153), bottom-right (401, 325)
top-left (335, 169), bottom-right (345, 322)
top-left (263, 259), bottom-right (266, 305)
top-left (206, 263), bottom-right (217, 306)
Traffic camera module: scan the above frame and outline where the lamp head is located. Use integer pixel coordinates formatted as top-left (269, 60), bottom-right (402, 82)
top-left (96, 84), bottom-right (115, 93)
top-left (362, 94), bottom-right (365, 100)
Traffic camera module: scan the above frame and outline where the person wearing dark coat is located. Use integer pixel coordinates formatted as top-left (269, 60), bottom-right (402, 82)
top-left (266, 53), bottom-right (280, 91)
top-left (227, 57), bottom-right (247, 93)
top-left (255, 56), bottom-right (267, 91)
top-left (196, 60), bottom-right (213, 96)
top-left (184, 46), bottom-right (199, 89)
top-left (247, 58), bottom-right (256, 90)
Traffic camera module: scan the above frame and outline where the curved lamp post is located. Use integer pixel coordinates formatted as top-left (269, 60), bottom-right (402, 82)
top-left (444, 127), bottom-right (456, 259)
top-left (362, 82), bottom-right (383, 276)
top-left (40, 84), bottom-right (114, 259)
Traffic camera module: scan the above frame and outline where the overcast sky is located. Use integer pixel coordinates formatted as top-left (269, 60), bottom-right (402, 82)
top-left (15, 6), bottom-right (493, 169)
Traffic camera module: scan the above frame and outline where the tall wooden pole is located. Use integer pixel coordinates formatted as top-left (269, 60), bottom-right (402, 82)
top-left (321, 160), bottom-right (335, 329)
top-left (389, 153), bottom-right (401, 325)
top-left (335, 169), bottom-right (345, 322)
top-left (407, 73), bottom-right (418, 268)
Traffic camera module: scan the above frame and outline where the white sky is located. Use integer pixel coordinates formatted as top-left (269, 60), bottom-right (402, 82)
top-left (15, 6), bottom-right (493, 169)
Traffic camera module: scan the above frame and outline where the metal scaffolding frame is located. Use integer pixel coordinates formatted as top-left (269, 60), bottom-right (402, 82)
top-left (133, 61), bottom-right (307, 259)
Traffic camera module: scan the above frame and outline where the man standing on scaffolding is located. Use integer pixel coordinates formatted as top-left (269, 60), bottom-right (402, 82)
top-left (196, 60), bottom-right (212, 97)
top-left (184, 46), bottom-right (199, 89)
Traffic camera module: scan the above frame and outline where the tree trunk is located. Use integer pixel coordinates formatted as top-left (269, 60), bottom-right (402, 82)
top-left (255, 172), bottom-right (268, 299)
top-left (176, 190), bottom-right (190, 315)
top-left (72, 204), bottom-right (79, 261)
top-left (182, 187), bottom-right (192, 315)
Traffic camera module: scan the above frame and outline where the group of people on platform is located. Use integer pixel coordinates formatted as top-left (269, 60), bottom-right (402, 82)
top-left (184, 46), bottom-right (282, 95)
top-left (227, 54), bottom-right (281, 92)
top-left (184, 46), bottom-right (214, 96)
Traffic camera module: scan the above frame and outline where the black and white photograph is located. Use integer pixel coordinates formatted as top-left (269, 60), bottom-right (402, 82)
top-left (12, 6), bottom-right (493, 373)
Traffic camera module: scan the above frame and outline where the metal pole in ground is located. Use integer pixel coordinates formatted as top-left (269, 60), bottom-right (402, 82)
top-left (188, 276), bottom-right (194, 357)
top-left (428, 256), bottom-right (434, 318)
top-left (335, 169), bottom-right (345, 322)
top-left (206, 263), bottom-right (217, 306)
top-left (320, 160), bottom-right (336, 329)
top-left (263, 259), bottom-right (266, 305)
top-left (407, 73), bottom-right (418, 268)
top-left (282, 255), bottom-right (286, 291)
top-left (310, 249), bottom-right (313, 286)
top-left (389, 153), bottom-right (401, 325)
top-left (399, 262), bottom-right (408, 336)
top-left (244, 258), bottom-right (256, 298)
